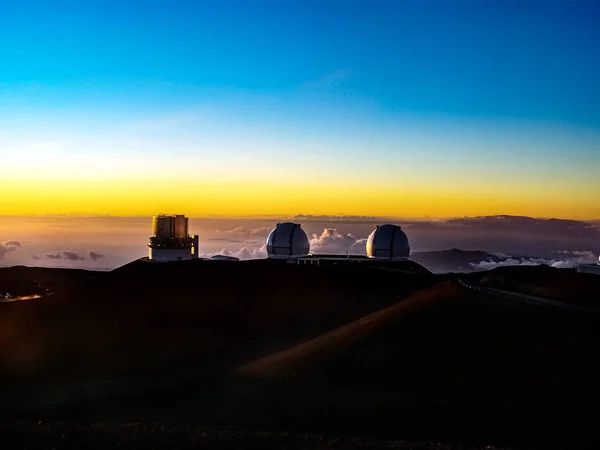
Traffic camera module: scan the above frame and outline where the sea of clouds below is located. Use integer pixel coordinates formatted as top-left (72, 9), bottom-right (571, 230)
top-left (0, 215), bottom-right (598, 273)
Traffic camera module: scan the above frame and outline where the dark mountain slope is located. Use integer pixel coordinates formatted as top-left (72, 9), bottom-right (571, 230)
top-left (231, 281), bottom-right (600, 446)
top-left (2, 262), bottom-right (599, 447)
top-left (471, 265), bottom-right (600, 306)
top-left (0, 260), bottom-right (436, 384)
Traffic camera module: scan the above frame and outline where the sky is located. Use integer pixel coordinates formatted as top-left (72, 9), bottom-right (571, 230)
top-left (1, 0), bottom-right (599, 219)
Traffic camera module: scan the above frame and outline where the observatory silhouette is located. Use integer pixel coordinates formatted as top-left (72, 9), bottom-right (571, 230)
top-left (266, 222), bottom-right (310, 259)
top-left (265, 222), bottom-right (410, 262)
top-left (264, 221), bottom-right (423, 271)
top-left (143, 214), bottom-right (426, 272)
top-left (366, 224), bottom-right (410, 260)
top-left (148, 214), bottom-right (199, 262)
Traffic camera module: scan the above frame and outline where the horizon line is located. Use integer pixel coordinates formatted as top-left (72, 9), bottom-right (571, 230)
top-left (0, 213), bottom-right (599, 222)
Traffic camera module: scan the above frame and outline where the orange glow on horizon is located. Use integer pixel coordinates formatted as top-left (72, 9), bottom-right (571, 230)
top-left (2, 177), bottom-right (598, 221)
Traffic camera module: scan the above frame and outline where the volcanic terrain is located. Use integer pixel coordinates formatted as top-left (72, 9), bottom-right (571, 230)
top-left (1, 259), bottom-right (599, 448)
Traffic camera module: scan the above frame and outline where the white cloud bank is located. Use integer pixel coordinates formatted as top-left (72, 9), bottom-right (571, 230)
top-left (309, 228), bottom-right (367, 254)
top-left (470, 250), bottom-right (598, 270)
top-left (203, 245), bottom-right (268, 260)
top-left (204, 228), bottom-right (370, 260)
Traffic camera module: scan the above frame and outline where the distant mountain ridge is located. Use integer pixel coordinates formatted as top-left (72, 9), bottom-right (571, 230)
top-left (411, 249), bottom-right (511, 273)
top-left (444, 215), bottom-right (600, 238)
top-left (410, 247), bottom-right (596, 273)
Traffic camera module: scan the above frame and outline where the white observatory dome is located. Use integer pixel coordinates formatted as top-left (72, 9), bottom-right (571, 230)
top-left (366, 224), bottom-right (410, 260)
top-left (266, 222), bottom-right (310, 258)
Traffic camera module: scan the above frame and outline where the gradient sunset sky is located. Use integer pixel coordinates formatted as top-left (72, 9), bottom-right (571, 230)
top-left (1, 0), bottom-right (599, 219)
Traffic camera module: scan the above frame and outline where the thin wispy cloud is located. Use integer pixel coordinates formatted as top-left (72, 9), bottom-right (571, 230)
top-left (215, 226), bottom-right (271, 237)
top-left (293, 214), bottom-right (379, 223)
top-left (45, 251), bottom-right (85, 261)
top-left (31, 250), bottom-right (107, 261)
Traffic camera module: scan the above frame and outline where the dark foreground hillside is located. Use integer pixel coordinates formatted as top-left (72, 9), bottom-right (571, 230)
top-left (232, 281), bottom-right (600, 446)
top-left (473, 265), bottom-right (600, 307)
top-left (0, 265), bottom-right (99, 298)
top-left (1, 261), bottom-right (599, 448)
top-left (0, 259), bottom-right (435, 384)
top-left (0, 421), bottom-right (507, 450)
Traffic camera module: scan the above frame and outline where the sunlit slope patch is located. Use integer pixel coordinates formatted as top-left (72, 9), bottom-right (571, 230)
top-left (0, 260), bottom-right (437, 384)
top-left (236, 282), bottom-right (460, 380)
top-left (233, 281), bottom-right (600, 430)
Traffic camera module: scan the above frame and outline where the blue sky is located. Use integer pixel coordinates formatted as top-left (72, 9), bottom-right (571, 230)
top-left (2, 0), bottom-right (599, 122)
top-left (1, 0), bottom-right (599, 218)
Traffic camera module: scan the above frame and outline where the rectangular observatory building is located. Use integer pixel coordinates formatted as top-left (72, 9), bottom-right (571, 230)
top-left (149, 214), bottom-right (198, 262)
top-left (173, 214), bottom-right (189, 239)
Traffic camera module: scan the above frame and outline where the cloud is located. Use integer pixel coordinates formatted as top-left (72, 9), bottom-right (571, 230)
top-left (309, 228), bottom-right (367, 255)
top-left (44, 251), bottom-right (85, 261)
top-left (204, 244), bottom-right (268, 260)
top-left (471, 258), bottom-right (551, 270)
top-left (206, 238), bottom-right (245, 243)
top-left (550, 260), bottom-right (579, 269)
top-left (88, 251), bottom-right (106, 261)
top-left (63, 251), bottom-right (84, 261)
top-left (207, 228), bottom-right (368, 260)
top-left (232, 246), bottom-right (268, 260)
top-left (293, 214), bottom-right (379, 224)
top-left (0, 240), bottom-right (22, 259)
top-left (216, 226), bottom-right (271, 237)
top-left (548, 250), bottom-right (598, 268)
top-left (469, 250), bottom-right (598, 271)
top-left (555, 250), bottom-right (596, 258)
